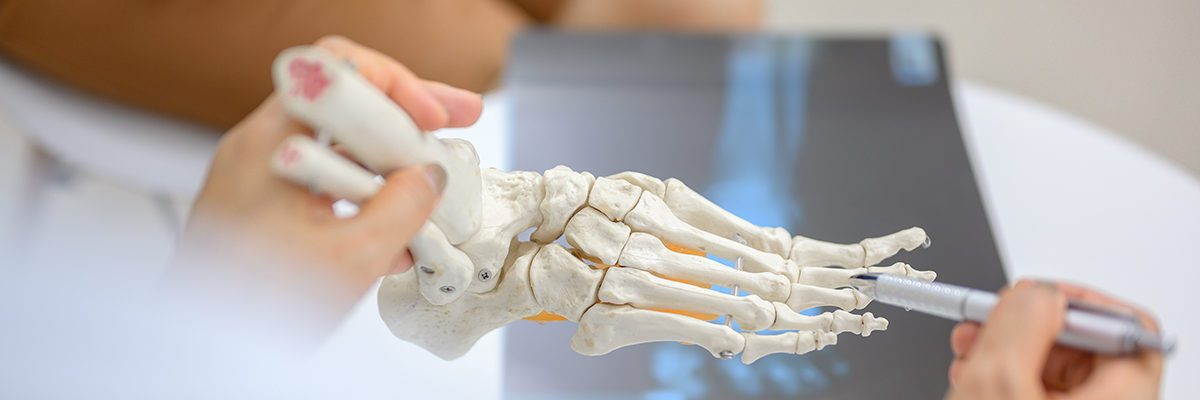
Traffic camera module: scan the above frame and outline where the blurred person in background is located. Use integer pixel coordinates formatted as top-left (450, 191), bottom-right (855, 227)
top-left (0, 0), bottom-right (760, 129)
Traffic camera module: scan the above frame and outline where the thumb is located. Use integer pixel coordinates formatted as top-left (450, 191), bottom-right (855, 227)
top-left (352, 164), bottom-right (445, 262)
top-left (962, 281), bottom-right (1067, 392)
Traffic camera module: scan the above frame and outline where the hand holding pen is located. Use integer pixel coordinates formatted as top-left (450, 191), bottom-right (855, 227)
top-left (946, 281), bottom-right (1164, 399)
top-left (853, 276), bottom-right (1165, 399)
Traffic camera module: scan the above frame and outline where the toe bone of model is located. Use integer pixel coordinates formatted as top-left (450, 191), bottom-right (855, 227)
top-left (599, 267), bottom-right (778, 332)
top-left (740, 331), bottom-right (838, 364)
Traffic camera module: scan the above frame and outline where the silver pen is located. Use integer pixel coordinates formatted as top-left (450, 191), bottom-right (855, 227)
top-left (847, 273), bottom-right (1176, 355)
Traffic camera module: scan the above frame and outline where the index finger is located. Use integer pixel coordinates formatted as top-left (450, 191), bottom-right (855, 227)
top-left (1048, 281), bottom-right (1160, 332)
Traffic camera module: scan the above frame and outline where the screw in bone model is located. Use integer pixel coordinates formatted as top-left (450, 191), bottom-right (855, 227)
top-left (420, 266), bottom-right (434, 274)
top-left (440, 286), bottom-right (456, 293)
top-left (922, 235), bottom-right (932, 248)
top-left (719, 351), bottom-right (734, 360)
top-left (478, 269), bottom-right (493, 282)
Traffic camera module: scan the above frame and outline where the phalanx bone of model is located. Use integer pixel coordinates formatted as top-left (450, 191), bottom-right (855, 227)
top-left (268, 45), bottom-right (937, 364)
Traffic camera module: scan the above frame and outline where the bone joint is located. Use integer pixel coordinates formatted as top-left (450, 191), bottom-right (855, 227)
top-left (268, 45), bottom-right (938, 364)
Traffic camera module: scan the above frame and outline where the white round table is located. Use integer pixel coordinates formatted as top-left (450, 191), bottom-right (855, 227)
top-left (955, 81), bottom-right (1198, 399)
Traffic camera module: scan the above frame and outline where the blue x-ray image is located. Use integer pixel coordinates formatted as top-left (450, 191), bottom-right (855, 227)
top-left (640, 36), bottom-right (855, 400)
top-left (704, 36), bottom-right (810, 231)
top-left (506, 30), bottom-right (1006, 400)
top-left (644, 339), bottom-right (853, 400)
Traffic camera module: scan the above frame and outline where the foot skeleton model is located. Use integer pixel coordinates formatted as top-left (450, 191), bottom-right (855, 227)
top-left (268, 46), bottom-right (937, 364)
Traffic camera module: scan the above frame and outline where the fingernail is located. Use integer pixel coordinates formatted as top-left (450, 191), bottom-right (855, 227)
top-left (423, 164), bottom-right (447, 194)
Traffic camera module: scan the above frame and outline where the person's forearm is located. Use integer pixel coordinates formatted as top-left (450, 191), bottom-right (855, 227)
top-left (0, 0), bottom-right (527, 129)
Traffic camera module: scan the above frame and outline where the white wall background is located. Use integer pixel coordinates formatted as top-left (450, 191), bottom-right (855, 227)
top-left (766, 0), bottom-right (1200, 178)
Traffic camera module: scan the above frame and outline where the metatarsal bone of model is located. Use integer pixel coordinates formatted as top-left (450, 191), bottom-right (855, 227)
top-left (661, 178), bottom-right (793, 258)
top-left (267, 44), bottom-right (939, 366)
top-left (572, 304), bottom-right (745, 359)
top-left (624, 192), bottom-right (798, 281)
top-left (599, 267), bottom-right (777, 332)
top-left (618, 232), bottom-right (791, 302)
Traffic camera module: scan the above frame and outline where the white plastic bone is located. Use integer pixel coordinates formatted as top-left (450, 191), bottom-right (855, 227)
top-left (268, 45), bottom-right (939, 365)
top-left (572, 304), bottom-right (745, 359)
top-left (588, 177), bottom-right (644, 222)
top-left (624, 192), bottom-right (798, 281)
top-left (796, 262), bottom-right (935, 289)
top-left (456, 168), bottom-right (544, 294)
top-left (769, 304), bottom-right (888, 336)
top-left (269, 134), bottom-right (381, 204)
top-left (739, 330), bottom-right (837, 364)
top-left (661, 178), bottom-right (793, 258)
top-left (606, 171), bottom-right (667, 199)
top-left (599, 267), bottom-right (777, 332)
top-left (529, 243), bottom-right (604, 322)
top-left (618, 233), bottom-right (790, 302)
top-left (378, 242), bottom-right (543, 360)
top-left (564, 207), bottom-right (631, 266)
top-left (532, 166), bottom-right (594, 244)
top-left (409, 222), bottom-right (474, 305)
top-left (432, 139), bottom-right (485, 244)
top-left (786, 285), bottom-right (872, 311)
top-left (741, 332), bottom-right (800, 364)
top-left (860, 227), bottom-right (928, 267)
top-left (790, 226), bottom-right (928, 269)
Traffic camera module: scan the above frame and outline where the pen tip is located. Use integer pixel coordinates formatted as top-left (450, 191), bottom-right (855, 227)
top-left (848, 275), bottom-right (877, 298)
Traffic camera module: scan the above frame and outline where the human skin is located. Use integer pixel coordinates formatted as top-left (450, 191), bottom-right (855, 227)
top-left (945, 280), bottom-right (1164, 400)
top-left (160, 36), bottom-right (483, 343)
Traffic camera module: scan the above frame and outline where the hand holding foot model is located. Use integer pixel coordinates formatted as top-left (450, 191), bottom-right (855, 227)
top-left (163, 36), bottom-right (483, 339)
top-left (235, 36), bottom-right (938, 363)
